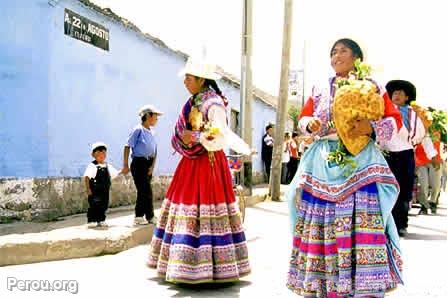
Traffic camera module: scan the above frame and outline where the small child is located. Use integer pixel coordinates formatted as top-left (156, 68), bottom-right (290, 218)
top-left (83, 142), bottom-right (121, 228)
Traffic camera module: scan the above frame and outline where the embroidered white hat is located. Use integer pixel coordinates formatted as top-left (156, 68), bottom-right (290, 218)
top-left (138, 104), bottom-right (164, 117)
top-left (178, 57), bottom-right (222, 80)
top-left (91, 142), bottom-right (107, 152)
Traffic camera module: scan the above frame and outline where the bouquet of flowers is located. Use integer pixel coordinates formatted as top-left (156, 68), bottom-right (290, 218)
top-left (202, 123), bottom-right (220, 141)
top-left (410, 102), bottom-right (432, 130)
top-left (188, 95), bottom-right (221, 141)
top-left (411, 103), bottom-right (447, 144)
top-left (328, 59), bottom-right (384, 176)
top-left (429, 108), bottom-right (447, 143)
top-left (188, 93), bottom-right (223, 165)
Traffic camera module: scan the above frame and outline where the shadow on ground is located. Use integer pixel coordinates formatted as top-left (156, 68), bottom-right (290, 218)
top-left (147, 277), bottom-right (252, 298)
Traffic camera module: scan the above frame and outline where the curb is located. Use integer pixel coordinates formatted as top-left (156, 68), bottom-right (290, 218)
top-left (0, 193), bottom-right (266, 267)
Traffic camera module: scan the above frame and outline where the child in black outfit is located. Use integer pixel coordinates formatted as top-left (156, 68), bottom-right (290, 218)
top-left (83, 142), bottom-right (121, 228)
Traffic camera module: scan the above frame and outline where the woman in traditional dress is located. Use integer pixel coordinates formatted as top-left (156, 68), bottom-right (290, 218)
top-left (147, 58), bottom-right (252, 284)
top-left (286, 38), bottom-right (404, 297)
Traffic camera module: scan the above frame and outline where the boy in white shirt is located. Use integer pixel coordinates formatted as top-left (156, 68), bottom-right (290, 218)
top-left (382, 80), bottom-right (428, 237)
top-left (83, 142), bottom-right (121, 228)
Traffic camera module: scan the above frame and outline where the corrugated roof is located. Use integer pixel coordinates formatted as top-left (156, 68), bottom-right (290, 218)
top-left (77, 0), bottom-right (278, 108)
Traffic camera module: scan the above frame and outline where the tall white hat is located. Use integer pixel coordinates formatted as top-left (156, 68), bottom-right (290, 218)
top-left (178, 57), bottom-right (222, 80)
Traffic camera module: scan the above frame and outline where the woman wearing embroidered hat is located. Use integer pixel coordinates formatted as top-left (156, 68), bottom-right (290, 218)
top-left (147, 57), bottom-right (254, 283)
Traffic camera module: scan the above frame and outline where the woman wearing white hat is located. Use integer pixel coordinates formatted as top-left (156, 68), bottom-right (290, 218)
top-left (147, 58), bottom-right (253, 283)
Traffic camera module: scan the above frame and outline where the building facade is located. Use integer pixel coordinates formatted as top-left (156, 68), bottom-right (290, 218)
top-left (0, 0), bottom-right (283, 221)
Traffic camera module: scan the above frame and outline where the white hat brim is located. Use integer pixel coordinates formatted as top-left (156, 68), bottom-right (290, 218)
top-left (138, 110), bottom-right (164, 116)
top-left (177, 67), bottom-right (222, 81)
top-left (91, 142), bottom-right (107, 152)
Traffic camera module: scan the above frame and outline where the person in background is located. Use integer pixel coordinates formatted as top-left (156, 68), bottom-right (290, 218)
top-left (261, 124), bottom-right (274, 182)
top-left (381, 79), bottom-right (426, 237)
top-left (441, 146), bottom-right (447, 192)
top-left (84, 142), bottom-right (121, 228)
top-left (286, 132), bottom-right (299, 184)
top-left (122, 104), bottom-right (163, 225)
top-left (281, 132), bottom-right (291, 184)
top-left (415, 133), bottom-right (442, 214)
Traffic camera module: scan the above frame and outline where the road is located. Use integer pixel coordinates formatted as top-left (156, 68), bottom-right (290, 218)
top-left (1, 195), bottom-right (447, 297)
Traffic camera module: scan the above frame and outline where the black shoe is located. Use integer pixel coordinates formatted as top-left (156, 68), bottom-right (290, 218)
top-left (418, 207), bottom-right (428, 215)
top-left (398, 228), bottom-right (408, 237)
top-left (430, 202), bottom-right (437, 214)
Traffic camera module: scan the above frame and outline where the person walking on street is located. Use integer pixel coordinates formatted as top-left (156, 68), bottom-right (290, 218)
top-left (381, 79), bottom-right (427, 237)
top-left (286, 38), bottom-right (404, 297)
top-left (262, 124), bottom-right (274, 182)
top-left (286, 132), bottom-right (299, 183)
top-left (415, 135), bottom-right (442, 214)
top-left (147, 58), bottom-right (253, 284)
top-left (122, 104), bottom-right (163, 225)
top-left (281, 132), bottom-right (291, 184)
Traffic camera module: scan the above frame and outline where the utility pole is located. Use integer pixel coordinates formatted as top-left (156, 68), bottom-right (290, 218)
top-left (270, 0), bottom-right (293, 201)
top-left (301, 39), bottom-right (307, 108)
top-left (241, 0), bottom-right (253, 194)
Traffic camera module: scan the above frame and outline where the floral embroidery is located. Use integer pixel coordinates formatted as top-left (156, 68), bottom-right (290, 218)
top-left (297, 165), bottom-right (398, 203)
top-left (373, 118), bottom-right (395, 142)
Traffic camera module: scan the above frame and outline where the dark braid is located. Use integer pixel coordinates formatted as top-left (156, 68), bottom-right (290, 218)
top-left (204, 79), bottom-right (222, 96)
top-left (191, 76), bottom-right (228, 106)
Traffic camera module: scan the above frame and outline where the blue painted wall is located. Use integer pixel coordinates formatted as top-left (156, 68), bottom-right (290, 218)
top-left (0, 0), bottom-right (51, 177)
top-left (0, 0), bottom-right (277, 178)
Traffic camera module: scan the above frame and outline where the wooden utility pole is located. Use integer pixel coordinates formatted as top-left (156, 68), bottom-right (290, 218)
top-left (241, 0), bottom-right (253, 194)
top-left (301, 39), bottom-right (308, 108)
top-left (270, 0), bottom-right (293, 201)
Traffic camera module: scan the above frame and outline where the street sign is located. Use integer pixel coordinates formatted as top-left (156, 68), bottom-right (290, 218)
top-left (64, 9), bottom-right (109, 51)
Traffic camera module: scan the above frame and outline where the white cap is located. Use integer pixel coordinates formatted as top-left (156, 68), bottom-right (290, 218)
top-left (178, 57), bottom-right (222, 80)
top-left (91, 142), bottom-right (107, 152)
top-left (138, 104), bottom-right (163, 117)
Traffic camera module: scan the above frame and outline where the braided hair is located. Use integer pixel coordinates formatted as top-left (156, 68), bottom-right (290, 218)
top-left (204, 79), bottom-right (222, 96)
top-left (204, 79), bottom-right (228, 106)
top-left (191, 76), bottom-right (228, 106)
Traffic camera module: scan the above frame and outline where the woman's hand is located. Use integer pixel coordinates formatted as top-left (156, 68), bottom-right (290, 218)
top-left (181, 130), bottom-right (194, 146)
top-left (307, 118), bottom-right (322, 133)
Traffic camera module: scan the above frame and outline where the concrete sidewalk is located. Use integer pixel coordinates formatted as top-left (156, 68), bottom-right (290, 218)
top-left (0, 184), bottom-right (278, 267)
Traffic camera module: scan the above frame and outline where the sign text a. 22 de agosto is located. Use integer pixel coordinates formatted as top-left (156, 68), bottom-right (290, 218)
top-left (64, 8), bottom-right (109, 51)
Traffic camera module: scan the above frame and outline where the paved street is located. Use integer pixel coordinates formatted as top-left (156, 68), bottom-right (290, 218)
top-left (1, 194), bottom-right (447, 297)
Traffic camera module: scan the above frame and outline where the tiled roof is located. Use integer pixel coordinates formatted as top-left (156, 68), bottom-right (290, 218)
top-left (78, 0), bottom-right (278, 108)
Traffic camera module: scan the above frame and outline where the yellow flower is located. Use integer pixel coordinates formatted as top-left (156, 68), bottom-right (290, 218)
top-left (209, 127), bottom-right (220, 135)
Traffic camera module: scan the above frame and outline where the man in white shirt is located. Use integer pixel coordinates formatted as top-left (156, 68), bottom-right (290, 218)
top-left (381, 80), bottom-right (430, 237)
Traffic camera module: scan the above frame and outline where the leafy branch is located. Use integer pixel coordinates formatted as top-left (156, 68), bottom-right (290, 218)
top-left (428, 108), bottom-right (447, 143)
top-left (327, 142), bottom-right (358, 177)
